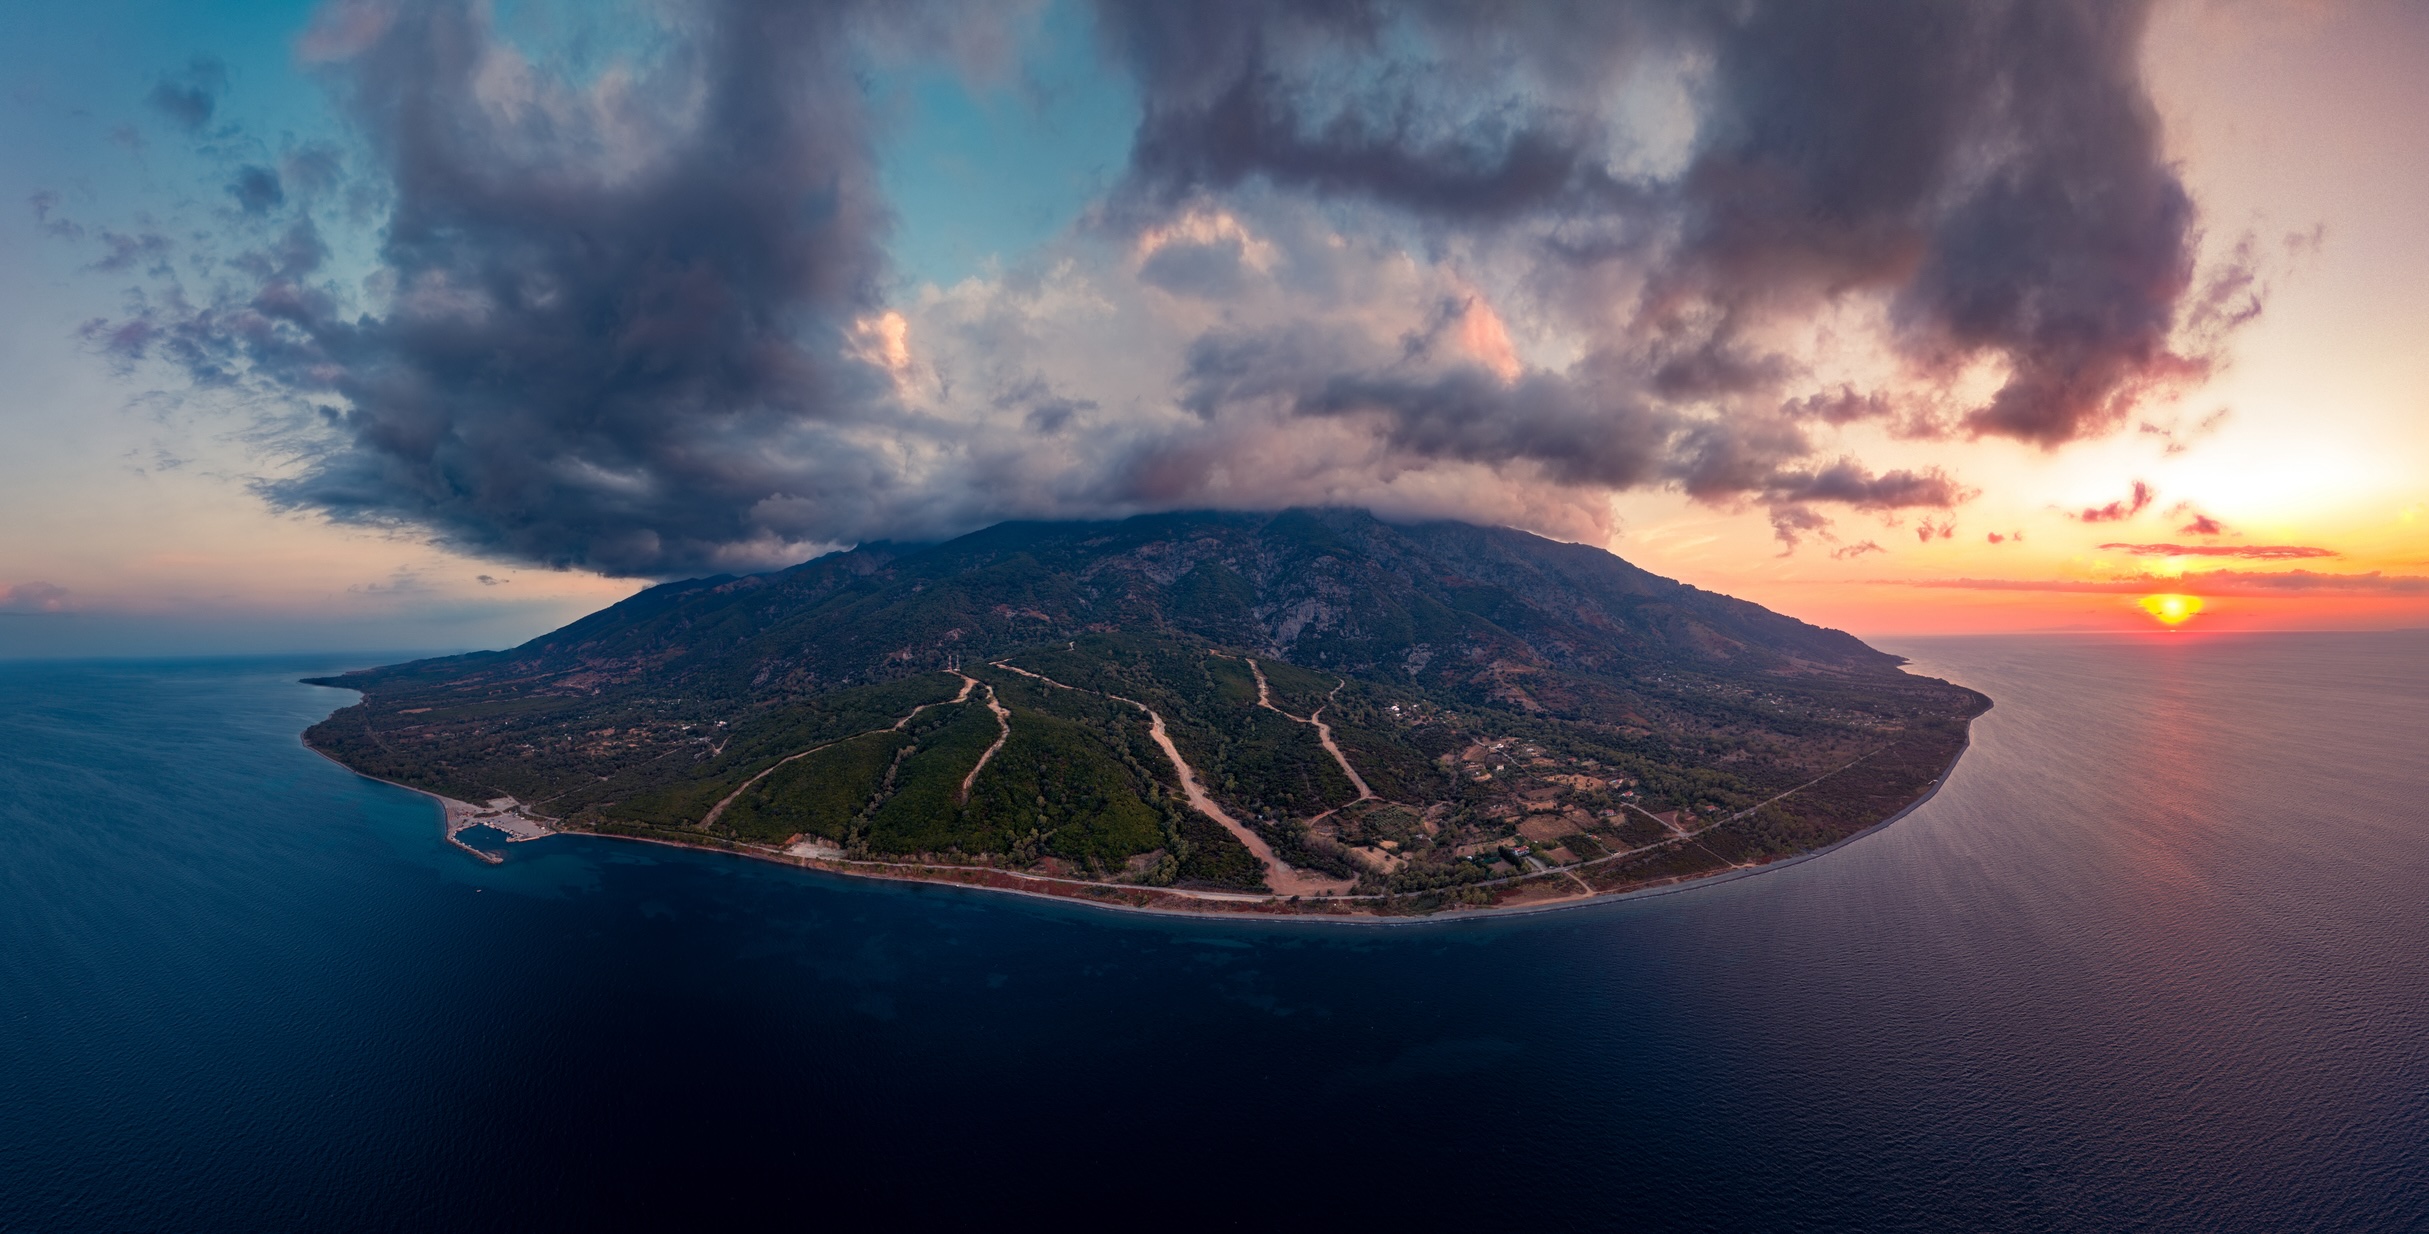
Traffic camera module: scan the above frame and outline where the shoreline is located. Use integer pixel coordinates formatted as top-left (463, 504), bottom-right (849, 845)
top-left (306, 724), bottom-right (1981, 928)
top-left (301, 742), bottom-right (551, 866)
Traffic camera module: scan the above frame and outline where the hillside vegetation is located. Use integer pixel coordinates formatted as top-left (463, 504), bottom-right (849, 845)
top-left (304, 509), bottom-right (1986, 912)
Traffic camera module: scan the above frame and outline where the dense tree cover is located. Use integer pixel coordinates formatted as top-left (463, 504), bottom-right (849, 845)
top-left (1249, 816), bottom-right (1359, 880)
top-left (867, 701), bottom-right (1006, 855)
top-left (958, 711), bottom-right (1165, 869)
top-left (1253, 658), bottom-right (1338, 719)
top-left (721, 730), bottom-right (910, 844)
top-left (1171, 812), bottom-right (1266, 891)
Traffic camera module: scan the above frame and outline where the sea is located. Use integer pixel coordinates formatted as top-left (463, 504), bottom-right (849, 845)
top-left (4, 632), bottom-right (2427, 1232)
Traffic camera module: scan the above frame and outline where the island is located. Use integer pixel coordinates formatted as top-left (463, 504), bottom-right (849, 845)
top-left (303, 509), bottom-right (1988, 918)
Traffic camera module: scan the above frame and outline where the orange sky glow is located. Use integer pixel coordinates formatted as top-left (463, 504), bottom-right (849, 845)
top-left (1, 0), bottom-right (2423, 653)
top-left (1603, 3), bottom-right (2429, 638)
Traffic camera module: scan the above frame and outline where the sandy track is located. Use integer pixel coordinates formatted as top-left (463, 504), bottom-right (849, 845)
top-left (958, 682), bottom-right (1011, 803)
top-left (994, 660), bottom-right (1356, 897)
top-left (1240, 658), bottom-right (1375, 803)
top-left (1306, 692), bottom-right (1375, 802)
top-left (701, 674), bottom-right (977, 829)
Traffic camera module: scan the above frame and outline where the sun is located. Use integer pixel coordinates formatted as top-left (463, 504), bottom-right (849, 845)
top-left (2138, 593), bottom-right (2205, 627)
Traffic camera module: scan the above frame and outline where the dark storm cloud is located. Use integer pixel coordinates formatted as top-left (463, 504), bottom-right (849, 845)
top-left (1094, 0), bottom-right (2232, 447)
top-left (1754, 460), bottom-right (1967, 512)
top-left (228, 166), bottom-right (285, 215)
top-left (1765, 504), bottom-right (1831, 551)
top-left (1177, 317), bottom-right (1962, 548)
top-left (71, 0), bottom-right (2238, 574)
top-left (1137, 236), bottom-right (1255, 298)
top-left (145, 57), bottom-right (227, 132)
top-left (97, 0), bottom-right (910, 574)
top-left (1660, 413), bottom-right (1966, 546)
top-left (1092, 0), bottom-right (1650, 223)
top-left (1295, 367), bottom-right (1669, 489)
top-left (1783, 388), bottom-right (1900, 428)
top-left (279, 146), bottom-right (345, 201)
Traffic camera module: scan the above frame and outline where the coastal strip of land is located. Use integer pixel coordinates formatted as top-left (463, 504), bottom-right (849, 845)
top-left (567, 729), bottom-right (1971, 927)
top-left (305, 667), bottom-right (1983, 923)
top-left (420, 731), bottom-right (1978, 924)
top-left (305, 745), bottom-right (552, 865)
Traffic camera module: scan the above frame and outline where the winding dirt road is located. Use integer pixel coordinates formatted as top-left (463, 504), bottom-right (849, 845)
top-left (958, 682), bottom-right (1011, 803)
top-left (700, 674), bottom-right (976, 829)
top-left (994, 660), bottom-right (1356, 897)
top-left (1307, 692), bottom-right (1374, 802)
top-left (1241, 658), bottom-right (1375, 803)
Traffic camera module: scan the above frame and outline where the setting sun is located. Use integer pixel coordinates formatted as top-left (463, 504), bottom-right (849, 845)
top-left (2139, 593), bottom-right (2206, 627)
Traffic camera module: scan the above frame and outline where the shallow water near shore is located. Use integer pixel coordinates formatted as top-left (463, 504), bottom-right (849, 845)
top-left (5, 632), bottom-right (2428, 1231)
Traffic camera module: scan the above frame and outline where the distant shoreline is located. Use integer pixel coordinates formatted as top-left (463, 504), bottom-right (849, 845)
top-left (303, 714), bottom-right (1981, 927)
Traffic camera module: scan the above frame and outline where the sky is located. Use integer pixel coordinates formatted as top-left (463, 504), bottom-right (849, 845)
top-left (3, 0), bottom-right (2426, 656)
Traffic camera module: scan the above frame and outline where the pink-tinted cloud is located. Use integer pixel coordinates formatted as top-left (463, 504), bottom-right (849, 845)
top-left (1885, 569), bottom-right (2424, 595)
top-left (0, 581), bottom-right (71, 613)
top-left (2073, 480), bottom-right (2155, 522)
top-left (2098, 542), bottom-right (2337, 559)
top-left (2138, 407), bottom-right (2229, 455)
top-left (1767, 504), bottom-right (1833, 553)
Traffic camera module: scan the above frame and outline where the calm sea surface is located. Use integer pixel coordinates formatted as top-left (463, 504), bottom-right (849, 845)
top-left (4, 633), bottom-right (2428, 1231)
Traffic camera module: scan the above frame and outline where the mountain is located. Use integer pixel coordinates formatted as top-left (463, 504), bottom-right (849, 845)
top-left (304, 509), bottom-right (1987, 915)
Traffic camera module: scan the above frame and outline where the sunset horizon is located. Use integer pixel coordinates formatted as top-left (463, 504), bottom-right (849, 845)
top-left (4, 0), bottom-right (2425, 654)
top-left (7, 5), bottom-right (2428, 1231)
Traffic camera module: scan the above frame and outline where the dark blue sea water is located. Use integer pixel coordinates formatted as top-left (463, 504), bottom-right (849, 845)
top-left (5, 633), bottom-right (2428, 1231)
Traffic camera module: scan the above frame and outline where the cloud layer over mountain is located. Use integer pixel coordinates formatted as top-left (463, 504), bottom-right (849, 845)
top-left (63, 0), bottom-right (2251, 575)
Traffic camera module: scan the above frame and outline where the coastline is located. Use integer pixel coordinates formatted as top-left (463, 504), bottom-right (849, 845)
top-left (305, 721), bottom-right (1982, 927)
top-left (301, 742), bottom-right (552, 866)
